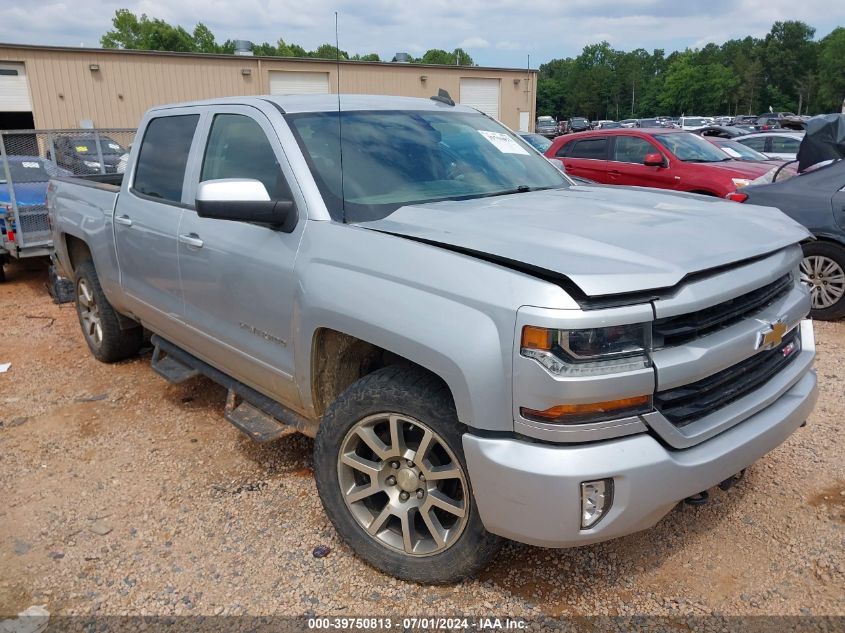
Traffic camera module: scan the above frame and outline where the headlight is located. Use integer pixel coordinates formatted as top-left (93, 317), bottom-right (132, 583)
top-left (521, 323), bottom-right (651, 376)
top-left (83, 160), bottom-right (101, 168)
top-left (731, 177), bottom-right (751, 188)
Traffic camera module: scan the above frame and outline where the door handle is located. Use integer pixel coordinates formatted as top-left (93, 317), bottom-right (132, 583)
top-left (178, 233), bottom-right (204, 248)
top-left (114, 215), bottom-right (132, 226)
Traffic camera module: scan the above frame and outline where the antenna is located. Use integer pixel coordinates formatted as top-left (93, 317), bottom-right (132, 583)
top-left (335, 11), bottom-right (346, 222)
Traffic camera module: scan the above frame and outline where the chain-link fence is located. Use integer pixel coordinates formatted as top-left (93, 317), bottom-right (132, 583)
top-left (0, 128), bottom-right (136, 259)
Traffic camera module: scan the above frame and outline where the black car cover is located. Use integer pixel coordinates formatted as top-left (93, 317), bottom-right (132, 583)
top-left (797, 114), bottom-right (845, 172)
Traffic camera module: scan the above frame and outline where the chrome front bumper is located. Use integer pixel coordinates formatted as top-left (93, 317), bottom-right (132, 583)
top-left (463, 362), bottom-right (817, 548)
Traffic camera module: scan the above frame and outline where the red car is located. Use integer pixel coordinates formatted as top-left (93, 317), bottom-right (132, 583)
top-left (545, 129), bottom-right (773, 197)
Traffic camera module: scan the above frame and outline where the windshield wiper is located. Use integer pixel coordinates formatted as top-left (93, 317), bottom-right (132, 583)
top-left (483, 185), bottom-right (550, 198)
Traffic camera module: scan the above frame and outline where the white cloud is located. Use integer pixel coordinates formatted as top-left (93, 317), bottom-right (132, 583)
top-left (459, 36), bottom-right (490, 49)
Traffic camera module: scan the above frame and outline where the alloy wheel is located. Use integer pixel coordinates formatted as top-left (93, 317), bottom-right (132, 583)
top-left (77, 278), bottom-right (103, 347)
top-left (337, 413), bottom-right (469, 556)
top-left (800, 255), bottom-right (845, 310)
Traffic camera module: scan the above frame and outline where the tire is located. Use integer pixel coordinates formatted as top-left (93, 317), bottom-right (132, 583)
top-left (799, 241), bottom-right (845, 321)
top-left (314, 365), bottom-right (502, 583)
top-left (74, 260), bottom-right (143, 362)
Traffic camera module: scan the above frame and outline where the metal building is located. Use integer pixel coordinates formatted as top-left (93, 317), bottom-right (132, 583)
top-left (0, 43), bottom-right (537, 132)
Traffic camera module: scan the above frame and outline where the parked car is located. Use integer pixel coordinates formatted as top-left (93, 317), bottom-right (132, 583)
top-left (545, 129), bottom-right (775, 196)
top-left (48, 93), bottom-right (816, 583)
top-left (535, 116), bottom-right (558, 139)
top-left (519, 132), bottom-right (553, 153)
top-left (637, 118), bottom-right (662, 128)
top-left (558, 120), bottom-right (570, 134)
top-left (696, 125), bottom-right (749, 138)
top-left (48, 135), bottom-right (127, 174)
top-left (735, 131), bottom-right (804, 160)
top-left (0, 156), bottom-right (69, 272)
top-left (596, 121), bottom-right (622, 129)
top-left (732, 160), bottom-right (845, 319)
top-left (619, 118), bottom-right (638, 128)
top-left (593, 120), bottom-right (615, 129)
top-left (679, 116), bottom-right (708, 131)
top-left (568, 117), bottom-right (591, 132)
top-left (756, 112), bottom-right (796, 130)
top-left (705, 137), bottom-right (781, 163)
top-left (734, 114), bottom-right (759, 126)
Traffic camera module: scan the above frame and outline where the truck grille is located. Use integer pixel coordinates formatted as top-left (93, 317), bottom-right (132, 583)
top-left (654, 327), bottom-right (800, 427)
top-left (653, 274), bottom-right (793, 347)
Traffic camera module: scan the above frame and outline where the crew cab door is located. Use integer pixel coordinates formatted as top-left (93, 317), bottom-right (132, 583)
top-left (114, 111), bottom-right (201, 338)
top-left (176, 106), bottom-right (305, 406)
top-left (555, 137), bottom-right (609, 183)
top-left (608, 135), bottom-right (676, 189)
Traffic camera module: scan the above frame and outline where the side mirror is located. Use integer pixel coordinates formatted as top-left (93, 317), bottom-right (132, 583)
top-left (195, 179), bottom-right (296, 232)
top-left (643, 153), bottom-right (665, 167)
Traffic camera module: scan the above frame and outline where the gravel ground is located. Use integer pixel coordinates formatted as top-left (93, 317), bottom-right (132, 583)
top-left (0, 260), bottom-right (843, 625)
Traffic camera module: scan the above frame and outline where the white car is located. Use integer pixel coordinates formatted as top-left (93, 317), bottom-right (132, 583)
top-left (679, 116), bottom-right (708, 131)
top-left (734, 131), bottom-right (804, 161)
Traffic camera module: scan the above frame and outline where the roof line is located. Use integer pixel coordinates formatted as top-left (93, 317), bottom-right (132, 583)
top-left (0, 41), bottom-right (539, 73)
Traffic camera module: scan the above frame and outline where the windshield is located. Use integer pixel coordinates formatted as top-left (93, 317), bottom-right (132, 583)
top-left (0, 160), bottom-right (50, 184)
top-left (72, 138), bottom-right (125, 156)
top-left (521, 134), bottom-right (553, 152)
top-left (713, 139), bottom-right (769, 161)
top-left (537, 117), bottom-right (554, 124)
top-left (655, 133), bottom-right (731, 162)
top-left (683, 118), bottom-right (706, 127)
top-left (287, 110), bottom-right (568, 222)
top-left (601, 122), bottom-right (622, 128)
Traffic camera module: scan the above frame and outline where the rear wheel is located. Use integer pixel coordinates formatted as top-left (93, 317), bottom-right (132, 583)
top-left (74, 260), bottom-right (143, 362)
top-left (800, 242), bottom-right (845, 320)
top-left (314, 365), bottom-right (502, 583)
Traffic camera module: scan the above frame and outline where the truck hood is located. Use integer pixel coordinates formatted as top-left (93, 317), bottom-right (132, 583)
top-left (358, 185), bottom-right (810, 297)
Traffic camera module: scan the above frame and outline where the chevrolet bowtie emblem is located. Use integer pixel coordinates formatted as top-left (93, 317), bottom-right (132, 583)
top-left (757, 320), bottom-right (788, 350)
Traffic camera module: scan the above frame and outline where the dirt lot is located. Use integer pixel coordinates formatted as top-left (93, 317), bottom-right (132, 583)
top-left (1, 259), bottom-right (843, 623)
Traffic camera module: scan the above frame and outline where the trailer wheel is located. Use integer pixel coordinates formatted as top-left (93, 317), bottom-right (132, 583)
top-left (314, 365), bottom-right (502, 583)
top-left (74, 260), bottom-right (142, 362)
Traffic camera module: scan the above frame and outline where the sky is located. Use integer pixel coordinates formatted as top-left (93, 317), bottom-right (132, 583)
top-left (1, 0), bottom-right (844, 67)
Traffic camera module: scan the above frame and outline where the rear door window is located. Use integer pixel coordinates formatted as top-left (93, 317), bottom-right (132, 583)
top-left (739, 136), bottom-right (767, 152)
top-left (563, 138), bottom-right (607, 160)
top-left (771, 136), bottom-right (800, 153)
top-left (133, 115), bottom-right (200, 203)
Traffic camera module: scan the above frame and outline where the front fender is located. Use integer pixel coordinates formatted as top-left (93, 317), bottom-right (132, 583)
top-left (291, 221), bottom-right (574, 432)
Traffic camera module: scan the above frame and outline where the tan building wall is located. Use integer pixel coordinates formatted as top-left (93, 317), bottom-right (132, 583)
top-left (0, 44), bottom-right (537, 131)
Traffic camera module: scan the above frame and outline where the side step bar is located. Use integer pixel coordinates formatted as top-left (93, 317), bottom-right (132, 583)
top-left (150, 335), bottom-right (318, 439)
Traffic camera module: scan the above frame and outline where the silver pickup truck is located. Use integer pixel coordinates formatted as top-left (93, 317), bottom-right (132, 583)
top-left (48, 94), bottom-right (818, 583)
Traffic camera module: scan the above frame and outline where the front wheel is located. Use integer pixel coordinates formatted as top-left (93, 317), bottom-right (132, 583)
top-left (800, 241), bottom-right (845, 320)
top-left (313, 366), bottom-right (502, 583)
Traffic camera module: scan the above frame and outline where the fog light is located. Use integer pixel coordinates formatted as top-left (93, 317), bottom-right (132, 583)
top-left (581, 479), bottom-right (613, 529)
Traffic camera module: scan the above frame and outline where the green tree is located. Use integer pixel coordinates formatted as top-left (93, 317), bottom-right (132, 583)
top-left (760, 21), bottom-right (817, 111)
top-left (310, 44), bottom-right (349, 60)
top-left (816, 27), bottom-right (845, 112)
top-left (101, 9), bottom-right (196, 52)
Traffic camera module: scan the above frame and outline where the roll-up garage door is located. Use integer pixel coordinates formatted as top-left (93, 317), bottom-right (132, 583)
top-left (0, 62), bottom-right (33, 112)
top-left (459, 78), bottom-right (500, 120)
top-left (269, 71), bottom-right (330, 95)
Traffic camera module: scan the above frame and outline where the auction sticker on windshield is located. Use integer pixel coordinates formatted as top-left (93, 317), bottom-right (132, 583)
top-left (477, 130), bottom-right (529, 155)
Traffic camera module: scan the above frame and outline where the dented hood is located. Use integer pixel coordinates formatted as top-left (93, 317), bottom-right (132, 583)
top-left (358, 185), bottom-right (810, 297)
